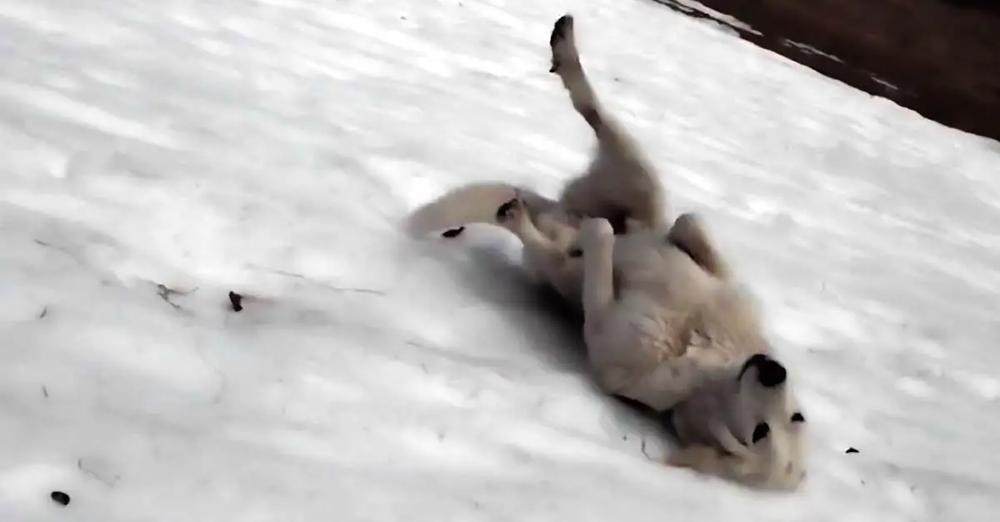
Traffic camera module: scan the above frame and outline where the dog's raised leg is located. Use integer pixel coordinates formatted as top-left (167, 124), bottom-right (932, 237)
top-left (550, 15), bottom-right (668, 231)
top-left (549, 15), bottom-right (604, 134)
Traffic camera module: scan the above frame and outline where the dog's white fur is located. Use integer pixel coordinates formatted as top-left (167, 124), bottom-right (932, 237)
top-left (407, 15), bottom-right (807, 490)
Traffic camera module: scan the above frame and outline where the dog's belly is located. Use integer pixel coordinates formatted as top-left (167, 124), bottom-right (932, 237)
top-left (587, 291), bottom-right (707, 402)
top-left (612, 235), bottom-right (718, 306)
top-left (603, 293), bottom-right (690, 360)
top-left (588, 274), bottom-right (716, 368)
top-left (583, 236), bottom-right (724, 392)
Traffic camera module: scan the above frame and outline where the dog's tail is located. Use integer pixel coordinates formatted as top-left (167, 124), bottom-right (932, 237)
top-left (406, 182), bottom-right (552, 237)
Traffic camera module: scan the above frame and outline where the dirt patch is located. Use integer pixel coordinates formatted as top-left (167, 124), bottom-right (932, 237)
top-left (652, 0), bottom-right (1000, 141)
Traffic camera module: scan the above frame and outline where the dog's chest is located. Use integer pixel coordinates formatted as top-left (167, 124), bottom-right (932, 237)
top-left (612, 236), bottom-right (716, 305)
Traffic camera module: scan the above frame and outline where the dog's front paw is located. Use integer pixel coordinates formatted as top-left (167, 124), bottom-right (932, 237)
top-left (579, 218), bottom-right (614, 247)
top-left (550, 14), bottom-right (573, 47)
top-left (495, 197), bottom-right (522, 223)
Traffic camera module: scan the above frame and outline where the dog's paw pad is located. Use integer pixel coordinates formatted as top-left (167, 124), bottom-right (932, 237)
top-left (441, 227), bottom-right (465, 238)
top-left (550, 14), bottom-right (573, 46)
top-left (496, 198), bottom-right (522, 222)
top-left (549, 15), bottom-right (574, 72)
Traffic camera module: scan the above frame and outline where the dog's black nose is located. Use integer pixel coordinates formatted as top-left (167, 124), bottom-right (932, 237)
top-left (738, 354), bottom-right (787, 387)
top-left (757, 359), bottom-right (787, 388)
top-left (738, 353), bottom-right (767, 381)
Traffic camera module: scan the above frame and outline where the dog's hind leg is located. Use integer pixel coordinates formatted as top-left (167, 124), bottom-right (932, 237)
top-left (667, 213), bottom-right (731, 279)
top-left (549, 15), bottom-right (668, 232)
top-left (549, 15), bottom-right (605, 136)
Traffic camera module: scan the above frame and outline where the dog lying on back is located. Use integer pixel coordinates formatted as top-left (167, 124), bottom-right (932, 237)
top-left (407, 15), bottom-right (807, 490)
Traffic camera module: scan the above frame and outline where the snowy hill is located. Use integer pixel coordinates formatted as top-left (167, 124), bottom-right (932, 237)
top-left (2, 0), bottom-right (999, 520)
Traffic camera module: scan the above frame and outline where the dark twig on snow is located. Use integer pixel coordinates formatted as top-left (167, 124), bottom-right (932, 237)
top-left (157, 285), bottom-right (183, 311)
top-left (33, 239), bottom-right (86, 266)
top-left (77, 458), bottom-right (120, 487)
top-left (249, 265), bottom-right (387, 296)
top-left (640, 437), bottom-right (653, 460)
top-left (156, 283), bottom-right (198, 312)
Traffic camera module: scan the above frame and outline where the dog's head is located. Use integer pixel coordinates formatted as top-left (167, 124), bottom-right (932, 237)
top-left (732, 353), bottom-right (807, 488)
top-left (671, 353), bottom-right (807, 490)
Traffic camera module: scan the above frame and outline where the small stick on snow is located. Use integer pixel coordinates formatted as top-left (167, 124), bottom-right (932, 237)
top-left (640, 437), bottom-right (654, 461)
top-left (157, 284), bottom-right (197, 311)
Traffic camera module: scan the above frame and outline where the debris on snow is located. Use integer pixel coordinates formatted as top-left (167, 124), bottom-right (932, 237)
top-left (228, 291), bottom-right (244, 312)
top-left (50, 491), bottom-right (70, 506)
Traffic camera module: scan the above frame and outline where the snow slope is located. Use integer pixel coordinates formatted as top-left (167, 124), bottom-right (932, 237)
top-left (2, 0), bottom-right (999, 520)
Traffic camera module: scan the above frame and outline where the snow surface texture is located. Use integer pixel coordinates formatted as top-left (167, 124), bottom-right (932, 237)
top-left (2, 0), bottom-right (999, 520)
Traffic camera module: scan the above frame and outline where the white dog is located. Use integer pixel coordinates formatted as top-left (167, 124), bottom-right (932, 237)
top-left (407, 15), bottom-right (807, 490)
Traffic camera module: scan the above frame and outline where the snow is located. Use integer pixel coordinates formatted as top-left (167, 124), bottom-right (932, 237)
top-left (871, 74), bottom-right (901, 93)
top-left (665, 0), bottom-right (763, 36)
top-left (1, 0), bottom-right (999, 520)
top-left (782, 39), bottom-right (845, 64)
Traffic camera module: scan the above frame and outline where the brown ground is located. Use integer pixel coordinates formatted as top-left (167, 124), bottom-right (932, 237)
top-left (653, 0), bottom-right (1000, 141)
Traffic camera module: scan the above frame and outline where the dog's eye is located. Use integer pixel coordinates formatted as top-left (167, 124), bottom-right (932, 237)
top-left (752, 422), bottom-right (770, 443)
top-left (790, 412), bottom-right (805, 423)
